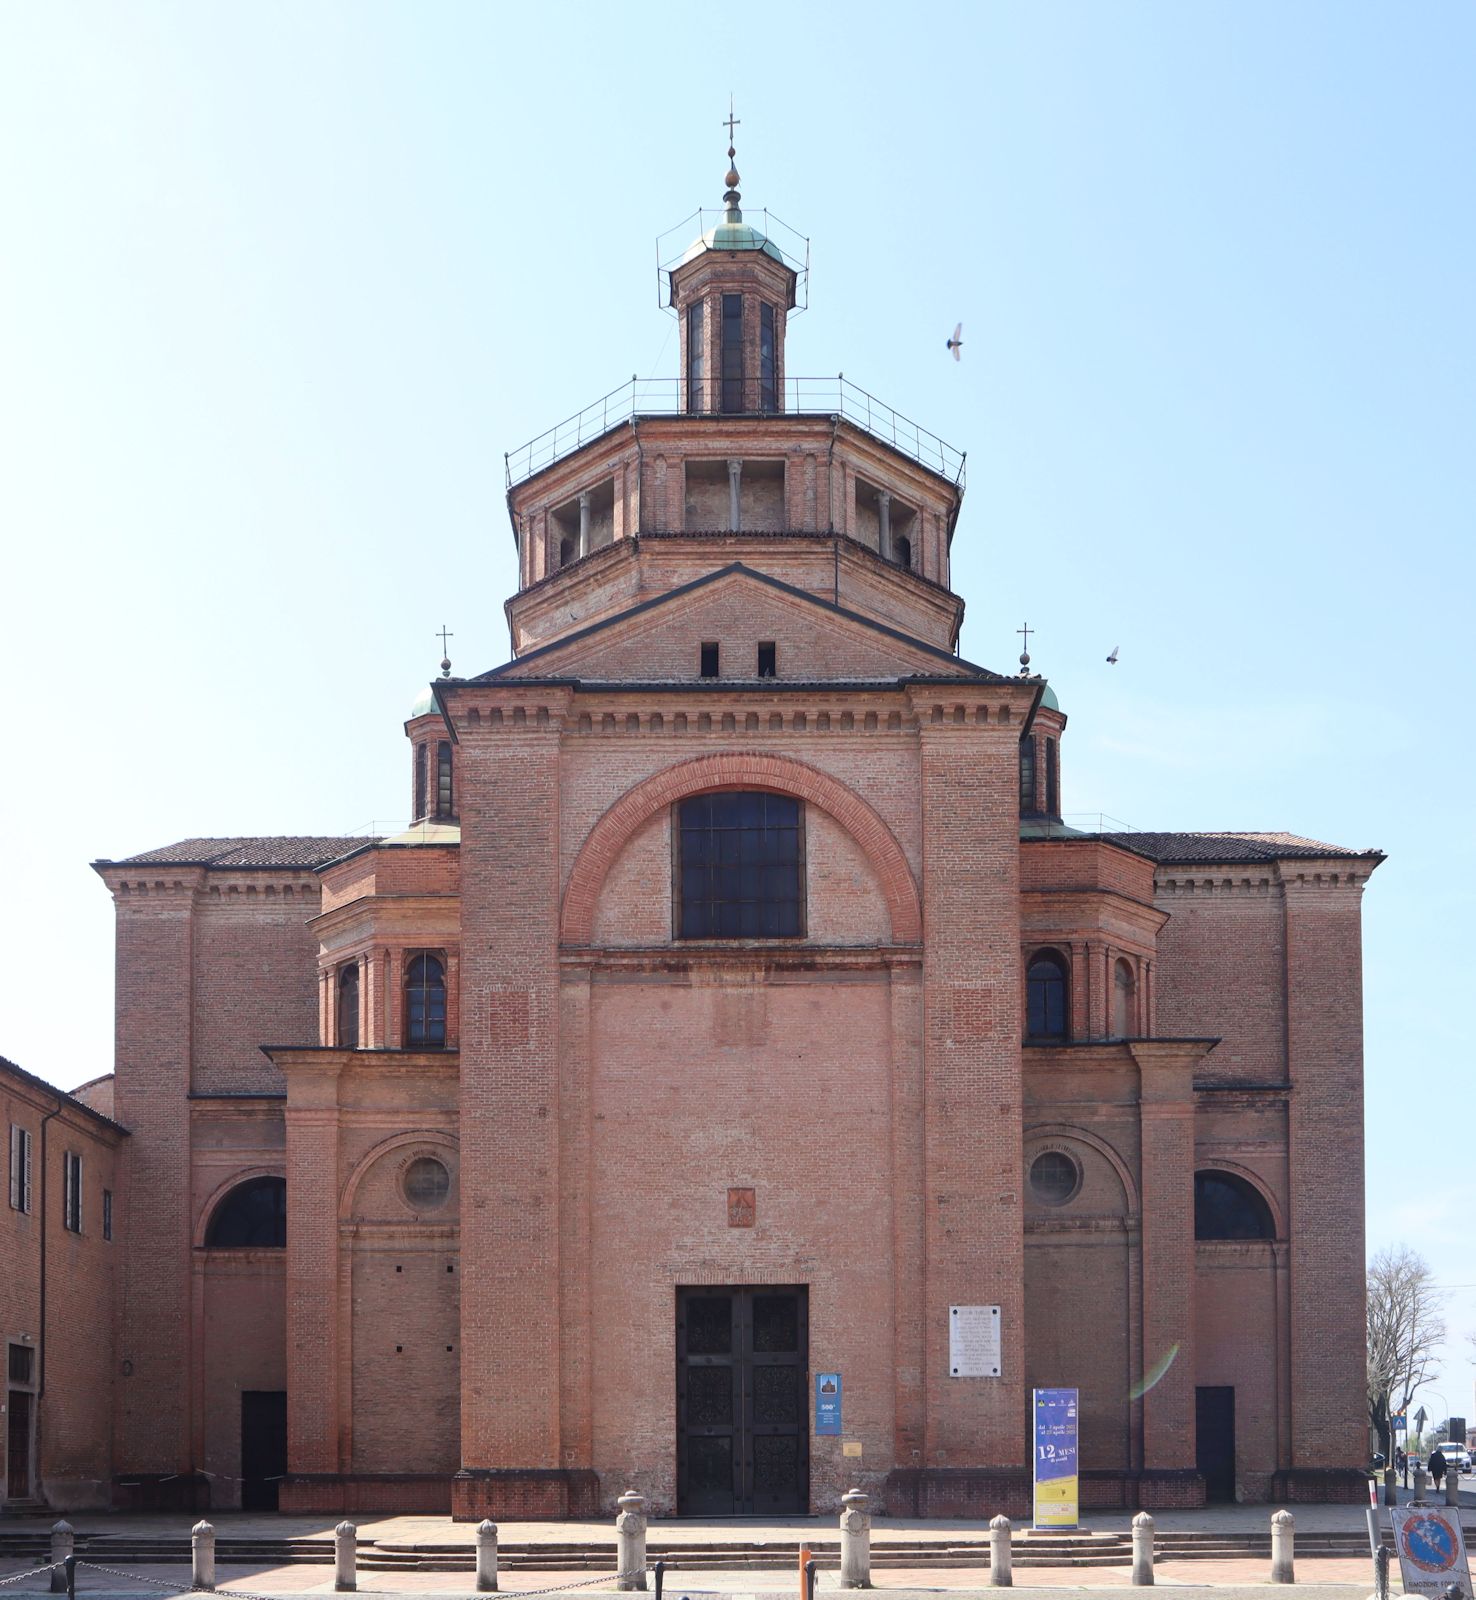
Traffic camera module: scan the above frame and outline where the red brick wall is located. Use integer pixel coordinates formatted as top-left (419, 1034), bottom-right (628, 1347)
top-left (199, 1255), bottom-right (285, 1506)
top-left (1195, 1243), bottom-right (1281, 1500)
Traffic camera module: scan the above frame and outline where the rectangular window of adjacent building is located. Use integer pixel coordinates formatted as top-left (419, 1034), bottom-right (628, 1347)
top-left (700, 641), bottom-right (720, 678)
top-left (759, 302), bottom-right (776, 413)
top-left (721, 293), bottom-right (744, 413)
top-left (757, 642), bottom-right (776, 678)
top-left (677, 791), bottom-right (805, 939)
top-left (103, 1188), bottom-right (113, 1242)
top-left (687, 301), bottom-right (705, 414)
top-left (63, 1152), bottom-right (82, 1233)
top-left (8, 1125), bottom-right (32, 1214)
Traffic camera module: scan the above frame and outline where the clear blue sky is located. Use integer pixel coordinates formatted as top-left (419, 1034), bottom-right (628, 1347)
top-left (2, 2), bottom-right (1472, 1420)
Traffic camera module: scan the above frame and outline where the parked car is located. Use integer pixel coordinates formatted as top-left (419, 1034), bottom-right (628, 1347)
top-left (1438, 1442), bottom-right (1472, 1475)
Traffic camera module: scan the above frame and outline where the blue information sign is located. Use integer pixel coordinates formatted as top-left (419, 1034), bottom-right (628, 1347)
top-left (816, 1373), bottom-right (842, 1436)
top-left (1033, 1387), bottom-right (1079, 1529)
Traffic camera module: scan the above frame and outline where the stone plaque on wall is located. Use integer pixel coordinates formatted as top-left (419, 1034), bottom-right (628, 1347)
top-left (949, 1304), bottom-right (1002, 1376)
top-left (727, 1187), bottom-right (756, 1227)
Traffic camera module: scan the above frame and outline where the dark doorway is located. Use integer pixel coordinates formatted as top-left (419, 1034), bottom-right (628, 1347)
top-left (6, 1390), bottom-right (33, 1499)
top-left (676, 1286), bottom-right (808, 1515)
top-left (241, 1390), bottom-right (287, 1511)
top-left (1196, 1385), bottom-right (1236, 1502)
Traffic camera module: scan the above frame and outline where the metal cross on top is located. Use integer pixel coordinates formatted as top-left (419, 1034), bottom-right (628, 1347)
top-left (436, 625), bottom-right (454, 657)
top-left (1017, 621), bottom-right (1033, 653)
top-left (723, 98), bottom-right (740, 146)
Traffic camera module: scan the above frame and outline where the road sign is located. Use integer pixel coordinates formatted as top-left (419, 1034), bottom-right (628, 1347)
top-left (1415, 1406), bottom-right (1428, 1431)
top-left (1390, 1507), bottom-right (1471, 1600)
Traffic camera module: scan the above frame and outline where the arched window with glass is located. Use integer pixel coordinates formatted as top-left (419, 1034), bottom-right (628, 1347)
top-left (205, 1176), bottom-right (286, 1248)
top-left (1019, 738), bottom-right (1038, 816)
top-left (337, 962), bottom-right (360, 1049)
top-left (435, 742), bottom-right (454, 820)
top-left (1026, 949), bottom-right (1069, 1040)
top-left (405, 952), bottom-right (447, 1047)
top-left (1194, 1170), bottom-right (1276, 1240)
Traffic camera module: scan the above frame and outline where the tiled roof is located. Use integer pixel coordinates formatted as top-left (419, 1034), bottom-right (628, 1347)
top-left (108, 837), bottom-right (370, 869)
top-left (0, 1056), bottom-right (129, 1135)
top-left (1099, 831), bottom-right (1383, 865)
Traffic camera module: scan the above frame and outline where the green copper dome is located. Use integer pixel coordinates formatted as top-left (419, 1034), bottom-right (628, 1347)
top-left (678, 219), bottom-right (787, 268)
top-left (408, 685), bottom-right (437, 719)
top-left (1039, 683), bottom-right (1060, 713)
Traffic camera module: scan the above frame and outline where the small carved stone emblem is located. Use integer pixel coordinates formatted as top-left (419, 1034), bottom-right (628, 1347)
top-left (727, 1187), bottom-right (756, 1228)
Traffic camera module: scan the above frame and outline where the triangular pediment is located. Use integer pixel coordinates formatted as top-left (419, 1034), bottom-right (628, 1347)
top-left (483, 565), bottom-right (1003, 685)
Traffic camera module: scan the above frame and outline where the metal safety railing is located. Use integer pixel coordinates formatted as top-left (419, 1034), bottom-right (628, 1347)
top-left (504, 376), bottom-right (966, 491)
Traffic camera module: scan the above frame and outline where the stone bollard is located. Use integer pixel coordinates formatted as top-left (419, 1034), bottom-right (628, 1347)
top-left (192, 1520), bottom-right (216, 1592)
top-left (1414, 1466), bottom-right (1428, 1502)
top-left (334, 1521), bottom-right (357, 1593)
top-left (49, 1522), bottom-right (73, 1595)
top-left (1446, 1470), bottom-right (1461, 1508)
top-left (476, 1520), bottom-right (499, 1593)
top-left (840, 1489), bottom-right (872, 1589)
top-left (1270, 1509), bottom-right (1295, 1584)
top-left (1384, 1468), bottom-right (1398, 1507)
top-left (616, 1490), bottom-right (649, 1592)
top-left (1131, 1512), bottom-right (1155, 1587)
top-left (989, 1514), bottom-right (1013, 1588)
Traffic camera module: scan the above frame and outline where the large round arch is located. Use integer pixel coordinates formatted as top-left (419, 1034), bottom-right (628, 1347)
top-left (560, 752), bottom-right (923, 944)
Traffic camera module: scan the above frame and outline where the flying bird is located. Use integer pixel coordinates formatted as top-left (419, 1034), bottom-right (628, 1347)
top-left (1106, 646), bottom-right (1120, 664)
top-left (947, 323), bottom-right (963, 360)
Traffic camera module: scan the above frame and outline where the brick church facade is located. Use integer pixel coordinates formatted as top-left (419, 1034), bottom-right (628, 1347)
top-left (8, 154), bottom-right (1383, 1517)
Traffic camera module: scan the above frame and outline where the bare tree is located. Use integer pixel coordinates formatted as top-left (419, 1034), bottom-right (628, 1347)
top-left (1367, 1245), bottom-right (1444, 1460)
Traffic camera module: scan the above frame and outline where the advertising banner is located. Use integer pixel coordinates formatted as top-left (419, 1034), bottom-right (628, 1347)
top-left (1032, 1387), bottom-right (1079, 1529)
top-left (1390, 1506), bottom-right (1472, 1600)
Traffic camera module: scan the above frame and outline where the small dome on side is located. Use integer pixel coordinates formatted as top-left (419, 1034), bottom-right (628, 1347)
top-left (1039, 683), bottom-right (1060, 713)
top-left (409, 685), bottom-right (437, 720)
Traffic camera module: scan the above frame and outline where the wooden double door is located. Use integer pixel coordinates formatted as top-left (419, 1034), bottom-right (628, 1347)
top-left (676, 1286), bottom-right (809, 1515)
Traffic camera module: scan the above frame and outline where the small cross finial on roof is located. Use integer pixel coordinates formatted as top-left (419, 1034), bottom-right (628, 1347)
top-left (722, 97), bottom-right (742, 218)
top-left (1016, 621), bottom-right (1033, 674)
top-left (437, 624), bottom-right (454, 678)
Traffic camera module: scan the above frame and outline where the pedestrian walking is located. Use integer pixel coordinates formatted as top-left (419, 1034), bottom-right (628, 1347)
top-left (1430, 1446), bottom-right (1447, 1492)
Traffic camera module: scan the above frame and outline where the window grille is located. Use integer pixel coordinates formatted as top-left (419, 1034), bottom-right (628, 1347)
top-left (436, 741), bottom-right (454, 819)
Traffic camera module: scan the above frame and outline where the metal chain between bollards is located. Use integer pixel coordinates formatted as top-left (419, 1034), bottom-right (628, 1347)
top-left (73, 1561), bottom-right (620, 1600)
top-left (0, 1567), bottom-right (60, 1588)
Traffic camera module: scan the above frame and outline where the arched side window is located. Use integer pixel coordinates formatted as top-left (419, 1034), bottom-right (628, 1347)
top-left (1019, 738), bottom-right (1038, 816)
top-left (1026, 949), bottom-right (1069, 1040)
top-left (1194, 1170), bottom-right (1275, 1240)
top-left (435, 742), bottom-right (454, 819)
top-left (892, 533), bottom-right (912, 570)
top-left (1111, 958), bottom-right (1135, 1039)
top-left (205, 1176), bottom-right (286, 1248)
top-left (1045, 737), bottom-right (1059, 817)
top-left (337, 962), bottom-right (360, 1049)
top-left (405, 952), bottom-right (447, 1046)
top-left (414, 743), bottom-right (427, 821)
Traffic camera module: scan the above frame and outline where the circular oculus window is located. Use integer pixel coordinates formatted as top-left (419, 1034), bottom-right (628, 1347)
top-left (1029, 1149), bottom-right (1081, 1206)
top-left (402, 1155), bottom-right (451, 1211)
